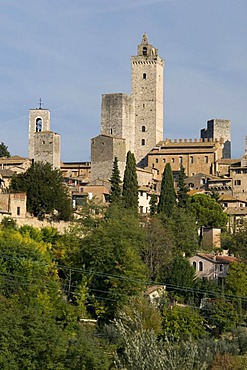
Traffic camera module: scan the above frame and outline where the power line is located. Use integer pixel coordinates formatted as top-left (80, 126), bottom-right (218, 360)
top-left (0, 252), bottom-right (247, 304)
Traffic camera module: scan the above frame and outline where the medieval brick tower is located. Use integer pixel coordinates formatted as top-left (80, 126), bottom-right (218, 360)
top-left (131, 33), bottom-right (164, 166)
top-left (28, 106), bottom-right (60, 169)
top-left (91, 34), bottom-right (164, 180)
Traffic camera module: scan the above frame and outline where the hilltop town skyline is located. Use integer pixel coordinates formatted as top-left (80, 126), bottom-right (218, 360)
top-left (1, 1), bottom-right (247, 161)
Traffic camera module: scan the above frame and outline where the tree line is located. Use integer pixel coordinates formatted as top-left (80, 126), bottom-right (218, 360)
top-left (1, 150), bottom-right (247, 368)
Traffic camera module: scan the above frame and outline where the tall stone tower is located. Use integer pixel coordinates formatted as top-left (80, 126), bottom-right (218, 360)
top-left (201, 119), bottom-right (231, 159)
top-left (28, 107), bottom-right (60, 169)
top-left (91, 34), bottom-right (164, 181)
top-left (131, 33), bottom-right (164, 166)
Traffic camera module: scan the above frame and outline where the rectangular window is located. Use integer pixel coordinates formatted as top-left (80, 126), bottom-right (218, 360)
top-left (234, 180), bottom-right (241, 186)
top-left (17, 207), bottom-right (20, 216)
top-left (190, 156), bottom-right (193, 164)
top-left (205, 156), bottom-right (208, 163)
top-left (156, 158), bottom-right (158, 163)
top-left (140, 206), bottom-right (144, 213)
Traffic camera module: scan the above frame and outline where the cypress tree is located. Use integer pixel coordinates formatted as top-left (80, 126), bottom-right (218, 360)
top-left (149, 193), bottom-right (157, 216)
top-left (109, 157), bottom-right (121, 204)
top-left (122, 151), bottom-right (139, 212)
top-left (177, 165), bottom-right (189, 208)
top-left (157, 163), bottom-right (176, 216)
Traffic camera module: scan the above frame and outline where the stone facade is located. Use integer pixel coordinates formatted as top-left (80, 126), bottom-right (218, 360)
top-left (201, 119), bottom-right (231, 158)
top-left (91, 33), bottom-right (164, 180)
top-left (101, 93), bottom-right (135, 154)
top-left (91, 135), bottom-right (126, 181)
top-left (0, 156), bottom-right (31, 174)
top-left (131, 33), bottom-right (164, 166)
top-left (33, 131), bottom-right (60, 169)
top-left (60, 161), bottom-right (91, 181)
top-left (147, 138), bottom-right (223, 180)
top-left (28, 108), bottom-right (60, 169)
top-left (0, 192), bottom-right (27, 218)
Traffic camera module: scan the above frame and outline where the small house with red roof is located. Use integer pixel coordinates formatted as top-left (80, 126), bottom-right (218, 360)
top-left (189, 253), bottom-right (237, 281)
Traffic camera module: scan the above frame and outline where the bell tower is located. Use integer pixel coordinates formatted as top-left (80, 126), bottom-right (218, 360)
top-left (28, 102), bottom-right (60, 169)
top-left (131, 33), bottom-right (164, 166)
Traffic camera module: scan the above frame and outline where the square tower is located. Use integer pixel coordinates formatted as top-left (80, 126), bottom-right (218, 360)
top-left (101, 93), bottom-right (135, 154)
top-left (201, 119), bottom-right (231, 159)
top-left (28, 107), bottom-right (60, 169)
top-left (29, 108), bottom-right (51, 160)
top-left (131, 33), bottom-right (164, 166)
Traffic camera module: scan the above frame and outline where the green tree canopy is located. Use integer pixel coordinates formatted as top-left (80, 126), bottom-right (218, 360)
top-left (190, 193), bottom-right (227, 229)
top-left (109, 157), bottom-right (122, 204)
top-left (63, 206), bottom-right (147, 321)
top-left (0, 142), bottom-right (10, 157)
top-left (170, 207), bottom-right (199, 256)
top-left (10, 162), bottom-right (72, 221)
top-left (225, 262), bottom-right (247, 299)
top-left (177, 165), bottom-right (190, 208)
top-left (149, 193), bottom-right (157, 216)
top-left (161, 306), bottom-right (205, 341)
top-left (158, 255), bottom-right (196, 297)
top-left (122, 151), bottom-right (139, 213)
top-left (142, 217), bottom-right (175, 280)
top-left (157, 163), bottom-right (177, 216)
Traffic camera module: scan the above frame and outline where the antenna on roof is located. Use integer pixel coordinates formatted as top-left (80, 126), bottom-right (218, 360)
top-left (39, 98), bottom-right (42, 109)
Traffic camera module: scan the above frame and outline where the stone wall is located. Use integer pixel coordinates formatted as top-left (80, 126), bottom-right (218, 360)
top-left (147, 138), bottom-right (223, 180)
top-left (201, 119), bottom-right (231, 158)
top-left (131, 35), bottom-right (164, 166)
top-left (0, 192), bottom-right (27, 218)
top-left (101, 93), bottom-right (135, 154)
top-left (29, 109), bottom-right (51, 159)
top-left (91, 135), bottom-right (126, 180)
top-left (34, 131), bottom-right (60, 169)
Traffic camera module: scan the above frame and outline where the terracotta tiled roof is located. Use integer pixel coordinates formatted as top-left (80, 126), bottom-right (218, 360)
top-left (196, 253), bottom-right (237, 264)
top-left (146, 285), bottom-right (165, 295)
top-left (218, 194), bottom-right (247, 203)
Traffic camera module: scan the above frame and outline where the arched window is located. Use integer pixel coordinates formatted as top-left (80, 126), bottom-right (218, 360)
top-left (141, 139), bottom-right (145, 146)
top-left (193, 261), bottom-right (196, 270)
top-left (36, 118), bottom-right (42, 132)
top-left (142, 125), bottom-right (146, 132)
top-left (143, 47), bottom-right (147, 56)
top-left (199, 261), bottom-right (203, 271)
top-left (143, 73), bottom-right (147, 80)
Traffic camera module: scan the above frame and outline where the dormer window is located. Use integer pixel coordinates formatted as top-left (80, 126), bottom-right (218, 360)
top-left (143, 47), bottom-right (147, 56)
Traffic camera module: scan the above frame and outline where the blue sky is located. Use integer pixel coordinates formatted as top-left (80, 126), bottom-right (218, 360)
top-left (1, 0), bottom-right (247, 161)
